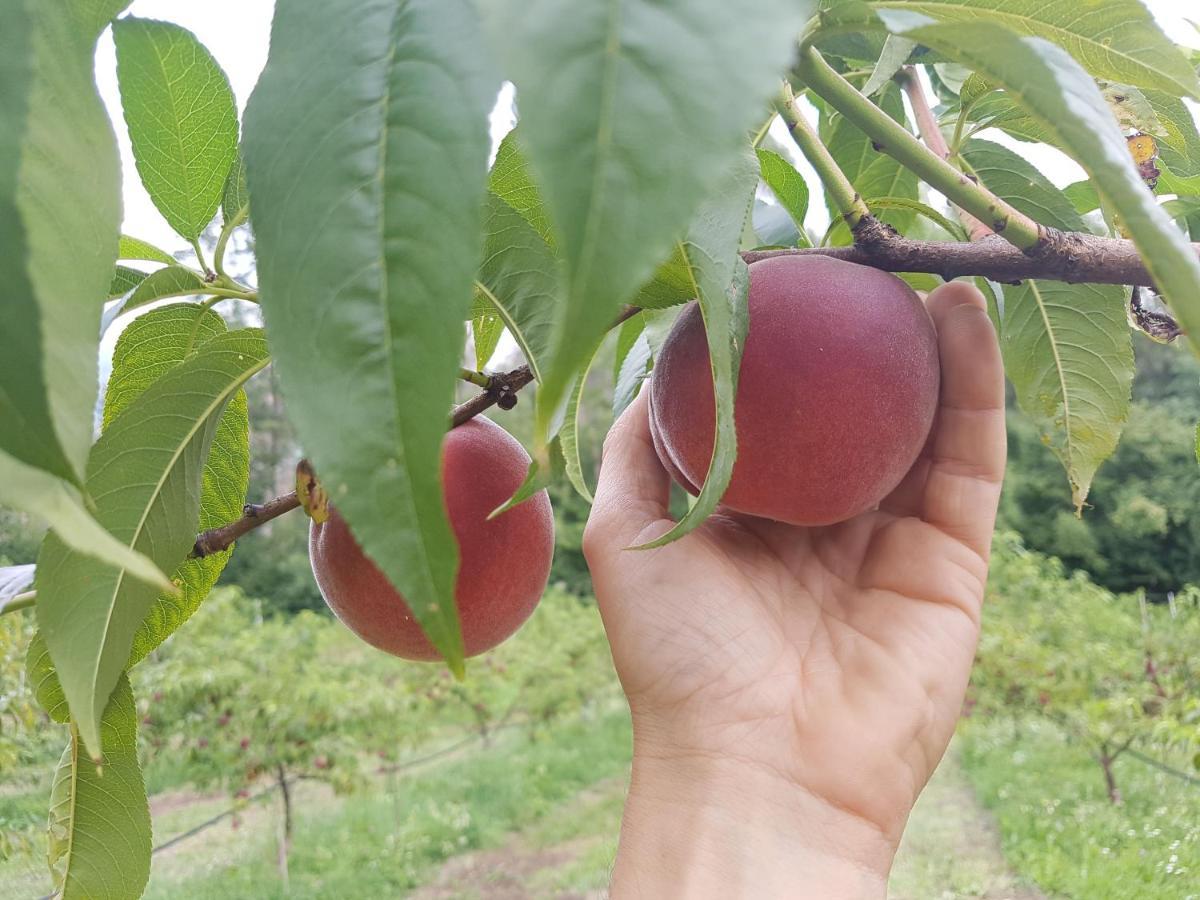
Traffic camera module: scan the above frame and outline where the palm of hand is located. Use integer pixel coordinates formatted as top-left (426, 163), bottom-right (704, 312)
top-left (584, 283), bottom-right (1005, 841)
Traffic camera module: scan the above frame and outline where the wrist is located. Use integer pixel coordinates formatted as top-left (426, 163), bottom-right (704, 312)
top-left (612, 736), bottom-right (897, 899)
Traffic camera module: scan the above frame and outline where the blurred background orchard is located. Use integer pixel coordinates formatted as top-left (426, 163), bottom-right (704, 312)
top-left (3, 1), bottom-right (1200, 897)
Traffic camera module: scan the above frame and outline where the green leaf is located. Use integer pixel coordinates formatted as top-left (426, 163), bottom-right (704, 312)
top-left (245, 0), bottom-right (496, 674)
top-left (101, 305), bottom-right (250, 665)
top-left (961, 139), bottom-right (1085, 232)
top-left (634, 154), bottom-right (758, 549)
top-left (755, 149), bottom-right (812, 246)
top-left (870, 0), bottom-right (1200, 99)
top-left (124, 265), bottom-right (206, 312)
top-left (489, 130), bottom-right (554, 247)
top-left (976, 276), bottom-right (1002, 338)
top-left (489, 453), bottom-right (554, 519)
top-left (0, 453), bottom-right (168, 590)
top-left (818, 82), bottom-right (919, 240)
top-left (480, 0), bottom-right (816, 449)
top-left (73, 0), bottom-right (134, 37)
top-left (612, 313), bottom-right (652, 417)
top-left (36, 328), bottom-right (268, 756)
top-left (861, 34), bottom-right (915, 96)
top-left (118, 234), bottom-right (175, 265)
top-left (471, 302), bottom-right (505, 371)
top-left (114, 17), bottom-right (239, 240)
top-left (960, 139), bottom-right (1133, 509)
top-left (969, 92), bottom-right (1054, 144)
top-left (222, 148), bottom-right (249, 223)
top-left (881, 18), bottom-right (1200, 358)
top-left (26, 632), bottom-right (69, 724)
top-left (634, 248), bottom-right (698, 310)
top-left (478, 193), bottom-right (560, 380)
top-left (1063, 180), bottom-right (1100, 216)
top-left (560, 355), bottom-right (599, 504)
top-left (1144, 91), bottom-right (1200, 180)
top-left (1, 4), bottom-right (125, 487)
top-left (1003, 280), bottom-right (1133, 511)
top-left (959, 72), bottom-right (994, 110)
top-left (47, 676), bottom-right (150, 900)
top-left (108, 265), bottom-right (147, 299)
top-left (1099, 82), bottom-right (1163, 136)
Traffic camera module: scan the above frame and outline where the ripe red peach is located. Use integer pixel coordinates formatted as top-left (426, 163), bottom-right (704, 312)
top-left (309, 417), bottom-right (554, 659)
top-left (648, 255), bottom-right (939, 526)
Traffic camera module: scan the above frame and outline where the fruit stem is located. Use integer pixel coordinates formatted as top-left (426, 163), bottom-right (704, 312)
top-left (795, 46), bottom-right (1043, 250)
top-left (776, 83), bottom-right (871, 233)
top-left (214, 203), bottom-right (248, 282)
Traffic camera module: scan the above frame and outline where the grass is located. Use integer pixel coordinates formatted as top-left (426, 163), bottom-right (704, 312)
top-left (890, 743), bottom-right (1042, 899)
top-left (140, 709), bottom-right (634, 899)
top-left (960, 716), bottom-right (1200, 899)
top-left (8, 710), bottom-right (1195, 898)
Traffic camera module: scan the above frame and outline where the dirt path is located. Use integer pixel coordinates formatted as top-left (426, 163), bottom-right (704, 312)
top-left (410, 746), bottom-right (1045, 900)
top-left (890, 746), bottom-right (1046, 900)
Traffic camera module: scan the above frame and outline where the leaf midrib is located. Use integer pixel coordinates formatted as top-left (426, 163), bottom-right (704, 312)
top-left (572, 0), bottom-right (624, 304)
top-left (474, 279), bottom-right (543, 382)
top-left (89, 351), bottom-right (268, 723)
top-left (374, 15), bottom-right (450, 654)
top-left (1026, 280), bottom-right (1075, 473)
top-left (144, 25), bottom-right (205, 232)
top-left (53, 725), bottom-right (80, 895)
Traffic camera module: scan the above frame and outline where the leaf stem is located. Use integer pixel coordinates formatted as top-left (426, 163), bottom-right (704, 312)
top-left (796, 46), bottom-right (1042, 249)
top-left (776, 83), bottom-right (871, 232)
top-left (214, 205), bottom-right (248, 281)
top-left (190, 237), bottom-right (212, 276)
top-left (0, 591), bottom-right (35, 615)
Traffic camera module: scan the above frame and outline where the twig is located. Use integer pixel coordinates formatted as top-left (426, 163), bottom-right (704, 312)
top-left (776, 84), bottom-right (871, 232)
top-left (195, 358), bottom-right (546, 554)
top-left (796, 45), bottom-right (1043, 249)
top-left (895, 67), bottom-right (993, 243)
top-left (451, 365), bottom-right (535, 425)
top-left (740, 233), bottom-right (1195, 288)
top-left (0, 590), bottom-right (35, 615)
top-left (191, 493), bottom-right (302, 559)
top-left (458, 367), bottom-right (493, 389)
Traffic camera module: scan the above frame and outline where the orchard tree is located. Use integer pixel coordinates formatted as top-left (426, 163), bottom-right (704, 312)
top-left (972, 535), bottom-right (1200, 804)
top-left (2, 1), bottom-right (1200, 897)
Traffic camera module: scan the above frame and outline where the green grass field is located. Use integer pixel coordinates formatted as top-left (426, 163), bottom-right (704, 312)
top-left (5, 710), bottom-right (1198, 898)
top-left (960, 717), bottom-right (1200, 900)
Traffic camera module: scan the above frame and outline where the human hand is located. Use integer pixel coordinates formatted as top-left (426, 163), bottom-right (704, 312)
top-left (583, 281), bottom-right (1006, 898)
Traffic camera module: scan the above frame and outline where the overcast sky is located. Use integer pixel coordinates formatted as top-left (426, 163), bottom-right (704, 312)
top-left (96, 1), bottom-right (1200, 256)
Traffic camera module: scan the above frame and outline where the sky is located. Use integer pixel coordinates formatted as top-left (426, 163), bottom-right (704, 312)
top-left (97, 1), bottom-right (1200, 264)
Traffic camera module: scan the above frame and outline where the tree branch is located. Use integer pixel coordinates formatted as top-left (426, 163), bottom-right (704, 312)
top-left (796, 46), bottom-right (1043, 249)
top-left (191, 492), bottom-right (302, 558)
top-left (451, 365), bottom-right (535, 425)
top-left (741, 230), bottom-right (1197, 288)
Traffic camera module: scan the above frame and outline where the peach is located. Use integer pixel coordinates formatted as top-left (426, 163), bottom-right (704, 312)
top-left (309, 416), bottom-right (554, 659)
top-left (649, 255), bottom-right (939, 526)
